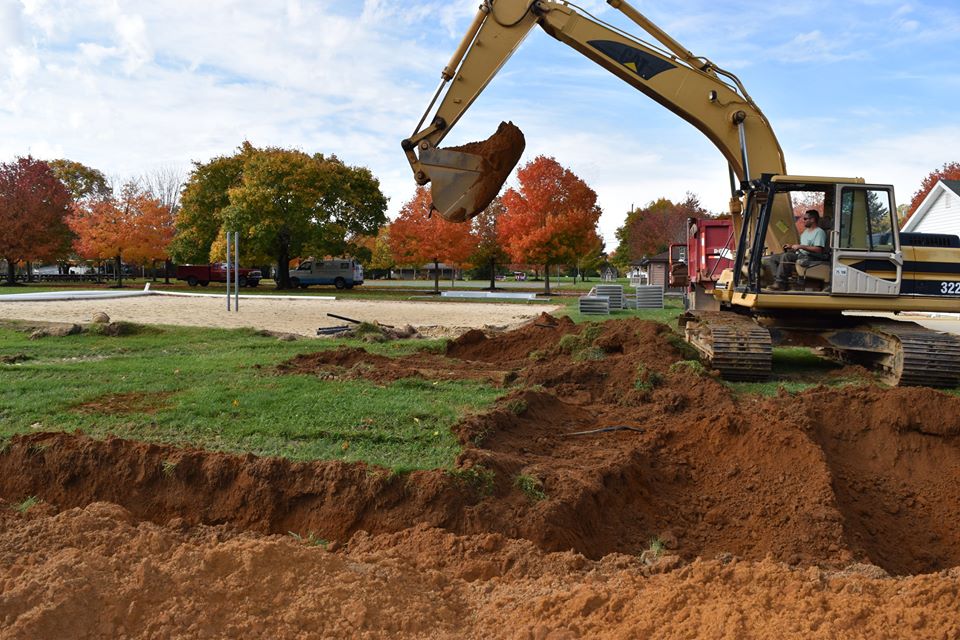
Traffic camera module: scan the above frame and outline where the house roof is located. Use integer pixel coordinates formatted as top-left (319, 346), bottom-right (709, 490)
top-left (901, 179), bottom-right (960, 232)
top-left (630, 250), bottom-right (670, 267)
top-left (943, 180), bottom-right (960, 197)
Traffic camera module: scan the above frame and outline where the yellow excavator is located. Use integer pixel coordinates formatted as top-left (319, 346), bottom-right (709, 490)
top-left (401, 0), bottom-right (960, 387)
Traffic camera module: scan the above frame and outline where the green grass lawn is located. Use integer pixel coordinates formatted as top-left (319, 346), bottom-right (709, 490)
top-left (0, 323), bottom-right (500, 471)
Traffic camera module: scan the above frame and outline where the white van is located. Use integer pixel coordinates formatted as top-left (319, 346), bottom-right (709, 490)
top-left (290, 258), bottom-right (364, 289)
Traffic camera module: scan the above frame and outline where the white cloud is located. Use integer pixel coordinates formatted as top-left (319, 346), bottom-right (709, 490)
top-left (0, 0), bottom-right (24, 48)
top-left (0, 0), bottom-right (957, 252)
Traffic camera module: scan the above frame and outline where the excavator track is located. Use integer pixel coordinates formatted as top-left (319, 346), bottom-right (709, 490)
top-left (860, 321), bottom-right (960, 388)
top-left (681, 312), bottom-right (772, 381)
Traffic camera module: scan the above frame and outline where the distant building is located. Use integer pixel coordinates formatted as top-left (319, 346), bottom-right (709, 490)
top-left (392, 263), bottom-right (459, 280)
top-left (901, 179), bottom-right (960, 234)
top-left (637, 251), bottom-right (670, 287)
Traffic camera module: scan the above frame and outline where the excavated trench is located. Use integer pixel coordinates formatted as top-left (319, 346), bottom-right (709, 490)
top-left (2, 315), bottom-right (960, 577)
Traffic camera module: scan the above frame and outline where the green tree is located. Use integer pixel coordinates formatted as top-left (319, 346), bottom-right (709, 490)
top-left (47, 159), bottom-right (111, 202)
top-left (173, 143), bottom-right (387, 288)
top-left (170, 146), bottom-right (250, 264)
top-left (356, 227), bottom-right (395, 277)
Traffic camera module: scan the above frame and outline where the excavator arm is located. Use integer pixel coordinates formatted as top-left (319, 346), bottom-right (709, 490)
top-left (403, 0), bottom-right (790, 240)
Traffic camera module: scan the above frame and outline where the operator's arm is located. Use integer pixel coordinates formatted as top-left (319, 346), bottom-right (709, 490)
top-left (787, 227), bottom-right (827, 253)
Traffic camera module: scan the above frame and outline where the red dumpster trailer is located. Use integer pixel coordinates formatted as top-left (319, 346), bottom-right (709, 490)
top-left (175, 264), bottom-right (262, 287)
top-left (676, 218), bottom-right (734, 310)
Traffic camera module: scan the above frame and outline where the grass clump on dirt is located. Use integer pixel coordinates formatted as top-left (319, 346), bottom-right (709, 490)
top-left (11, 496), bottom-right (41, 514)
top-left (640, 537), bottom-right (666, 564)
top-left (0, 323), bottom-right (502, 471)
top-left (288, 531), bottom-right (329, 547)
top-left (669, 360), bottom-right (708, 376)
top-left (515, 474), bottom-right (547, 502)
top-left (448, 465), bottom-right (496, 496)
top-left (634, 364), bottom-right (665, 391)
top-left (558, 324), bottom-right (606, 361)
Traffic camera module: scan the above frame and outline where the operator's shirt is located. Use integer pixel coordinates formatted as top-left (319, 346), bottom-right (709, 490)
top-left (799, 227), bottom-right (827, 258)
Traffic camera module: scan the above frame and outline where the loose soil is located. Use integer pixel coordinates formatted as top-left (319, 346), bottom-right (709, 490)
top-left (440, 121), bottom-right (525, 222)
top-left (3, 314), bottom-right (960, 638)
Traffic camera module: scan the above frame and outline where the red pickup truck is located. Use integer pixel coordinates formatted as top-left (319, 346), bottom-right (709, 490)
top-left (175, 264), bottom-right (262, 287)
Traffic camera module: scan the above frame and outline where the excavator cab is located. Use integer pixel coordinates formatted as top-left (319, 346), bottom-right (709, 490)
top-left (729, 176), bottom-right (902, 297)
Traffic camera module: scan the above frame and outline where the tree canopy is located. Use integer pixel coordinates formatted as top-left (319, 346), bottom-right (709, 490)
top-left (48, 159), bottom-right (111, 202)
top-left (470, 197), bottom-right (511, 289)
top-left (0, 157), bottom-right (73, 285)
top-left (907, 161), bottom-right (960, 220)
top-left (390, 186), bottom-right (476, 291)
top-left (498, 156), bottom-right (602, 294)
top-left (69, 183), bottom-right (174, 285)
top-left (389, 186), bottom-right (477, 293)
top-left (613, 194), bottom-right (707, 271)
top-left (173, 142), bottom-right (387, 288)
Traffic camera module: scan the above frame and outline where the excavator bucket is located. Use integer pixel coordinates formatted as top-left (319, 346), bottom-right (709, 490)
top-left (421, 121), bottom-right (525, 223)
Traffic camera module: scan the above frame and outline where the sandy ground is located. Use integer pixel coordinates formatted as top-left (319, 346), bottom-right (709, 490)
top-left (0, 294), bottom-right (561, 337)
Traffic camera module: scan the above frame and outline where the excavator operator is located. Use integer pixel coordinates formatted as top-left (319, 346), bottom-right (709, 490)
top-left (765, 210), bottom-right (828, 291)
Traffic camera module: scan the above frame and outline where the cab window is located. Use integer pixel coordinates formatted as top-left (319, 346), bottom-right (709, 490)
top-left (298, 261), bottom-right (312, 271)
top-left (838, 188), bottom-right (894, 251)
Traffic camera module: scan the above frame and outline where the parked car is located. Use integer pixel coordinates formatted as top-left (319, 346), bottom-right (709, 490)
top-left (290, 258), bottom-right (363, 289)
top-left (175, 263), bottom-right (262, 287)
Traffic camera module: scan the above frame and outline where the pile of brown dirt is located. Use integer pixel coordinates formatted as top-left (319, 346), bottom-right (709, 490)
top-left (437, 121), bottom-right (525, 222)
top-left (2, 504), bottom-right (959, 639)
top-left (4, 314), bottom-right (960, 636)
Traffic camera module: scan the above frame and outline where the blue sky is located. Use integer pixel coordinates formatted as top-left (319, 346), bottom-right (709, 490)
top-left (1, 0), bottom-right (958, 245)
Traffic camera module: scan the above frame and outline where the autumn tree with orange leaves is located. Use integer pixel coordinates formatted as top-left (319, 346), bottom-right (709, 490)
top-left (0, 157), bottom-right (73, 285)
top-left (907, 161), bottom-right (960, 220)
top-left (389, 186), bottom-right (477, 293)
top-left (498, 156), bottom-right (602, 295)
top-left (69, 184), bottom-right (175, 286)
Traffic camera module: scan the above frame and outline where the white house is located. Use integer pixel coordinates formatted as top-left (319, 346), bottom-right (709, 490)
top-left (901, 179), bottom-right (960, 234)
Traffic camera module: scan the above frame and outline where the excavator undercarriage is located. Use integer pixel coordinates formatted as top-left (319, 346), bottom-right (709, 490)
top-left (681, 311), bottom-right (960, 387)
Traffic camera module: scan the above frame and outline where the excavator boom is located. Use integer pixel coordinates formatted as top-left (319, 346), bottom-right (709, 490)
top-left (403, 0), bottom-right (787, 231)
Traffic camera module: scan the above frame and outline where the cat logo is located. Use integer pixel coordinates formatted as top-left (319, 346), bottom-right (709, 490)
top-left (588, 40), bottom-right (676, 80)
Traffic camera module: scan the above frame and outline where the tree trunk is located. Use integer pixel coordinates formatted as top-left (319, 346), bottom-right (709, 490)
top-left (164, 259), bottom-right (172, 284)
top-left (5, 259), bottom-right (15, 286)
top-left (275, 235), bottom-right (291, 289)
top-left (544, 263), bottom-right (551, 295)
top-left (489, 257), bottom-right (496, 291)
top-left (116, 253), bottom-right (123, 287)
top-left (151, 260), bottom-right (157, 282)
top-left (433, 259), bottom-right (440, 294)
top-left (26, 261), bottom-right (33, 283)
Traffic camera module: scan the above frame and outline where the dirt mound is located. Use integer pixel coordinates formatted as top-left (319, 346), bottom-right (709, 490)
top-left (2, 503), bottom-right (959, 639)
top-left (6, 317), bottom-right (960, 580)
top-left (445, 313), bottom-right (577, 363)
top-left (439, 121), bottom-right (525, 223)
